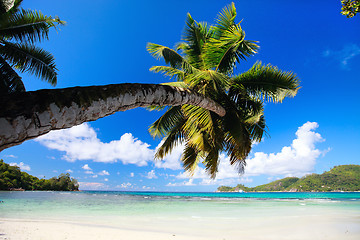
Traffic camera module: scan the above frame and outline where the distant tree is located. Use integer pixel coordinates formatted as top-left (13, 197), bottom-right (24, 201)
top-left (0, 159), bottom-right (79, 191)
top-left (341, 0), bottom-right (360, 18)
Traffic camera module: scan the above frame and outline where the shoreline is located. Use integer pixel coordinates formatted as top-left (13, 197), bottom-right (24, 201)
top-left (1, 215), bottom-right (360, 240)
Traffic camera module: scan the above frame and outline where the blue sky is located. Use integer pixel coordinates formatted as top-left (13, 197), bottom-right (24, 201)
top-left (1, 0), bottom-right (359, 191)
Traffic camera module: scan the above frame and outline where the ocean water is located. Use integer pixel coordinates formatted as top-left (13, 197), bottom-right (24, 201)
top-left (1, 191), bottom-right (360, 238)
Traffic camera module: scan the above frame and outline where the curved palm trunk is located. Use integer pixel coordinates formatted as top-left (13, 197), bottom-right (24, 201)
top-left (0, 83), bottom-right (225, 151)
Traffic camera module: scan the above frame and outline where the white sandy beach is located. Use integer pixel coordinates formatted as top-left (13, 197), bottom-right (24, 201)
top-left (1, 215), bottom-right (360, 240)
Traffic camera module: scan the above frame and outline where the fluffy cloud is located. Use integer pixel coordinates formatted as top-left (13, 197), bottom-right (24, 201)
top-left (167, 179), bottom-right (195, 187)
top-left (36, 121), bottom-right (326, 187)
top-left (36, 123), bottom-right (153, 166)
top-left (116, 182), bottom-right (132, 189)
top-left (154, 141), bottom-right (184, 170)
top-left (174, 122), bottom-right (327, 185)
top-left (244, 121), bottom-right (325, 177)
top-left (9, 162), bottom-right (31, 171)
top-left (145, 170), bottom-right (157, 179)
top-left (99, 170), bottom-right (110, 176)
top-left (82, 164), bottom-right (92, 170)
top-left (66, 169), bottom-right (73, 173)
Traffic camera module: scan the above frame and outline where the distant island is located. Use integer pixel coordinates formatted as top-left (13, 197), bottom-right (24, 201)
top-left (217, 165), bottom-right (360, 192)
top-left (0, 159), bottom-right (79, 191)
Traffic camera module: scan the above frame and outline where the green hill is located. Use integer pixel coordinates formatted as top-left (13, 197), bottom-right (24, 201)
top-left (252, 177), bottom-right (300, 192)
top-left (217, 165), bottom-right (360, 192)
top-left (0, 159), bottom-right (79, 191)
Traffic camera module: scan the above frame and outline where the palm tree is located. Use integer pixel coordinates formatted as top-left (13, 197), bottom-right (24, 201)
top-left (147, 3), bottom-right (300, 178)
top-left (0, 83), bottom-right (225, 151)
top-left (0, 0), bottom-right (64, 94)
top-left (0, 1), bottom-right (224, 152)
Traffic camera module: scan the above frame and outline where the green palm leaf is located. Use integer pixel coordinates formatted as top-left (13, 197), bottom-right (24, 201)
top-left (0, 9), bottom-right (64, 43)
top-left (231, 61), bottom-right (300, 103)
top-left (154, 116), bottom-right (186, 160)
top-left (149, 65), bottom-right (185, 81)
top-left (212, 2), bottom-right (237, 38)
top-left (0, 41), bottom-right (57, 85)
top-left (182, 13), bottom-right (212, 69)
top-left (0, 55), bottom-right (24, 93)
top-left (147, 43), bottom-right (194, 72)
top-left (148, 3), bottom-right (300, 178)
top-left (149, 106), bottom-right (184, 138)
top-left (181, 143), bottom-right (201, 174)
top-left (205, 24), bottom-right (259, 73)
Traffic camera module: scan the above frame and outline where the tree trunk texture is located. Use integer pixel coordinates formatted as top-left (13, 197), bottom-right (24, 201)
top-left (0, 83), bottom-right (225, 151)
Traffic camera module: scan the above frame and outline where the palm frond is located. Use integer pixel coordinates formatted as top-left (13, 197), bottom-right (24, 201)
top-left (203, 148), bottom-right (220, 178)
top-left (0, 9), bottom-right (65, 43)
top-left (0, 41), bottom-right (57, 85)
top-left (147, 43), bottom-right (190, 71)
top-left (247, 114), bottom-right (267, 143)
top-left (212, 2), bottom-right (237, 38)
top-left (145, 105), bottom-right (166, 111)
top-left (205, 24), bottom-right (259, 74)
top-left (181, 143), bottom-right (201, 174)
top-left (231, 61), bottom-right (300, 103)
top-left (182, 105), bottom-right (214, 136)
top-left (175, 42), bottom-right (188, 52)
top-left (182, 14), bottom-right (212, 69)
top-left (0, 55), bottom-right (24, 93)
top-left (149, 106), bottom-right (184, 138)
top-left (154, 117), bottom-right (186, 159)
top-left (160, 81), bottom-right (189, 89)
top-left (149, 65), bottom-right (185, 81)
top-left (184, 69), bottom-right (229, 95)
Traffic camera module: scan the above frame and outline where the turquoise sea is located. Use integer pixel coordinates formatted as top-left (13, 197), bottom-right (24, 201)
top-left (1, 191), bottom-right (360, 239)
top-left (1, 191), bottom-right (360, 218)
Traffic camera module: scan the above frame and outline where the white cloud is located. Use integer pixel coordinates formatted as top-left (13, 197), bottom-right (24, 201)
top-left (174, 122), bottom-right (327, 185)
top-left (82, 164), bottom-right (92, 171)
top-left (145, 170), bottom-right (157, 179)
top-left (85, 170), bottom-right (94, 174)
top-left (5, 154), bottom-right (17, 158)
top-left (66, 169), bottom-right (73, 173)
top-left (78, 182), bottom-right (106, 190)
top-left (154, 142), bottom-right (183, 170)
top-left (130, 172), bottom-right (134, 177)
top-left (9, 162), bottom-right (31, 171)
top-left (167, 179), bottom-right (195, 187)
top-left (323, 44), bottom-right (360, 69)
top-left (36, 123), bottom-right (153, 166)
top-left (99, 170), bottom-right (110, 176)
top-left (244, 121), bottom-right (325, 177)
top-left (116, 182), bottom-right (132, 189)
top-left (104, 178), bottom-right (109, 182)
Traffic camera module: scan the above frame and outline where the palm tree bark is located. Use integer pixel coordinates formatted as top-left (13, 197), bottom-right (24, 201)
top-left (0, 83), bottom-right (225, 151)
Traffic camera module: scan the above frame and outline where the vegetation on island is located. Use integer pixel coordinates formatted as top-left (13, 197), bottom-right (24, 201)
top-left (0, 159), bottom-right (79, 191)
top-left (148, 2), bottom-right (299, 178)
top-left (217, 165), bottom-right (360, 192)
